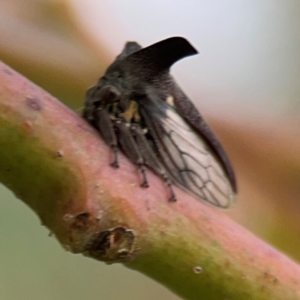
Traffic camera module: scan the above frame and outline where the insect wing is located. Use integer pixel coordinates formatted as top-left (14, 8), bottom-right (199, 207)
top-left (171, 83), bottom-right (237, 194)
top-left (140, 90), bottom-right (235, 208)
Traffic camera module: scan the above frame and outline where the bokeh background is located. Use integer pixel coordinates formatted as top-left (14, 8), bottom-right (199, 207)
top-left (1, 1), bottom-right (300, 299)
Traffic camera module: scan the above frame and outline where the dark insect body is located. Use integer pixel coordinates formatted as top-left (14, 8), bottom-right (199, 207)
top-left (83, 37), bottom-right (237, 208)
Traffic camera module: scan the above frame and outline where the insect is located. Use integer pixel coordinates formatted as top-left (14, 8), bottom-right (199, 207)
top-left (83, 37), bottom-right (237, 208)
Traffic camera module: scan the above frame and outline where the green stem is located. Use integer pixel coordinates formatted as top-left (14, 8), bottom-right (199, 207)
top-left (0, 61), bottom-right (299, 300)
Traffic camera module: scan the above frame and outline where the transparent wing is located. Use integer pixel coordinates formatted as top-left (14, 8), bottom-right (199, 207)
top-left (140, 93), bottom-right (235, 208)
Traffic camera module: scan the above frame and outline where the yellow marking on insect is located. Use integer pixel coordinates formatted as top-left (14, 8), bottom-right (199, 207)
top-left (121, 101), bottom-right (141, 123)
top-left (166, 95), bottom-right (174, 106)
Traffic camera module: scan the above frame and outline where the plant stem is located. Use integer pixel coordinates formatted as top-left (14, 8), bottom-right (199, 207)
top-left (0, 61), bottom-right (299, 299)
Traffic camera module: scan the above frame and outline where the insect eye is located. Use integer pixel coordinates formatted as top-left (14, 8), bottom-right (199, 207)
top-left (99, 85), bottom-right (121, 104)
top-left (93, 100), bottom-right (101, 107)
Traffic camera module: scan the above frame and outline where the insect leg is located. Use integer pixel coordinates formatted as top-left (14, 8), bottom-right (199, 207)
top-left (131, 124), bottom-right (177, 201)
top-left (94, 107), bottom-right (119, 168)
top-left (114, 120), bottom-right (149, 188)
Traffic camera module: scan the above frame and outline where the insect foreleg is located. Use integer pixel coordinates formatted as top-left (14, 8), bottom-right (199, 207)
top-left (94, 107), bottom-right (119, 168)
top-left (114, 120), bottom-right (149, 188)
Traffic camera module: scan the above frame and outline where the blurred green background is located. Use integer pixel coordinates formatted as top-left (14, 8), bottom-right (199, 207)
top-left (1, 1), bottom-right (300, 299)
